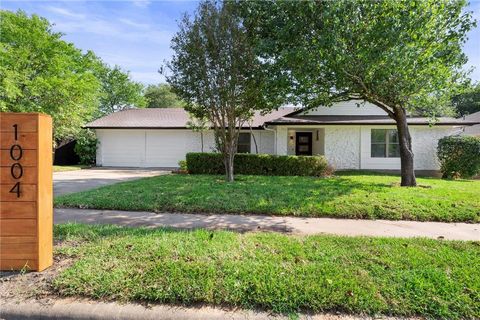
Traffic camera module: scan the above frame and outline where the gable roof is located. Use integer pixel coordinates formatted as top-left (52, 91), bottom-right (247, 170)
top-left (86, 108), bottom-right (294, 129)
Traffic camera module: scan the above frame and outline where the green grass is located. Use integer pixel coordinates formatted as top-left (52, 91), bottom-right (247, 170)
top-left (55, 173), bottom-right (480, 222)
top-left (53, 223), bottom-right (480, 319)
top-left (53, 165), bottom-right (89, 172)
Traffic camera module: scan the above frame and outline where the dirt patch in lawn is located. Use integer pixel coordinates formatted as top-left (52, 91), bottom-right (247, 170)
top-left (0, 242), bottom-right (75, 303)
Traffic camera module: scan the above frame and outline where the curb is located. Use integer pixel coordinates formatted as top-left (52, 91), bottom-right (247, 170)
top-left (0, 299), bottom-right (276, 320)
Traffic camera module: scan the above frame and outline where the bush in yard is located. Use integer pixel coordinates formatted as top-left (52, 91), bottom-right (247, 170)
top-left (74, 129), bottom-right (98, 165)
top-left (437, 135), bottom-right (480, 179)
top-left (186, 153), bottom-right (331, 176)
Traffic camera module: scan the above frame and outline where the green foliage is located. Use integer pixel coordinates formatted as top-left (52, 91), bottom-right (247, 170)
top-left (178, 160), bottom-right (187, 171)
top-left (74, 130), bottom-right (98, 165)
top-left (452, 83), bottom-right (480, 116)
top-left (144, 83), bottom-right (184, 108)
top-left (95, 64), bottom-right (145, 116)
top-left (55, 174), bottom-right (480, 222)
top-left (54, 224), bottom-right (480, 318)
top-left (186, 153), bottom-right (330, 176)
top-left (0, 10), bottom-right (101, 143)
top-left (438, 135), bottom-right (480, 179)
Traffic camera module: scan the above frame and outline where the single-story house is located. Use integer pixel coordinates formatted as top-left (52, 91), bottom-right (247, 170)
top-left (86, 100), bottom-right (479, 170)
top-left (463, 111), bottom-right (480, 136)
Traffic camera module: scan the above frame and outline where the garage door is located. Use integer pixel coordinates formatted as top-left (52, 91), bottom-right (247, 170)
top-left (145, 130), bottom-right (195, 167)
top-left (98, 130), bottom-right (145, 167)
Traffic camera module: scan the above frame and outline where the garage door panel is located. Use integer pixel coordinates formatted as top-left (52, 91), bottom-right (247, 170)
top-left (99, 130), bottom-right (145, 167)
top-left (145, 131), bottom-right (193, 167)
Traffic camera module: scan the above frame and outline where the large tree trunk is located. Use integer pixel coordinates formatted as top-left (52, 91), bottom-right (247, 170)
top-left (394, 108), bottom-right (417, 187)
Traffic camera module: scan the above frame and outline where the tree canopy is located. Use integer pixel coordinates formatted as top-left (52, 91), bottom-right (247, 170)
top-left (0, 10), bottom-right (101, 143)
top-left (95, 64), bottom-right (145, 116)
top-left (452, 83), bottom-right (480, 116)
top-left (144, 83), bottom-right (185, 108)
top-left (241, 0), bottom-right (476, 186)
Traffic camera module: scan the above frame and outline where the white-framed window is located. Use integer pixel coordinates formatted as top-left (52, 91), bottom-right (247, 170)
top-left (371, 129), bottom-right (400, 158)
top-left (237, 132), bottom-right (251, 153)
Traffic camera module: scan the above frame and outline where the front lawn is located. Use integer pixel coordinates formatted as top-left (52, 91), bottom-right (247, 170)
top-left (53, 165), bottom-right (90, 172)
top-left (55, 173), bottom-right (480, 222)
top-left (54, 223), bottom-right (480, 319)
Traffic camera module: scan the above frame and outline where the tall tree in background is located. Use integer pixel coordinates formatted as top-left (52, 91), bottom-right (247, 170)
top-left (96, 64), bottom-right (145, 116)
top-left (144, 83), bottom-right (185, 108)
top-left (452, 83), bottom-right (480, 116)
top-left (166, 0), bottom-right (278, 181)
top-left (242, 0), bottom-right (475, 186)
top-left (0, 10), bottom-right (101, 144)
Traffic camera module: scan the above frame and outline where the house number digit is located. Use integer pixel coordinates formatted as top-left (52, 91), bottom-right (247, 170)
top-left (9, 124), bottom-right (23, 198)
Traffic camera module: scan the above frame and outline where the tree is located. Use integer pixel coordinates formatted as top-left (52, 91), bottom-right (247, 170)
top-left (144, 83), bottom-right (185, 108)
top-left (0, 10), bottom-right (101, 144)
top-left (165, 0), bottom-right (278, 181)
top-left (95, 64), bottom-right (145, 116)
top-left (241, 0), bottom-right (475, 186)
top-left (452, 83), bottom-right (480, 116)
top-left (186, 115), bottom-right (208, 152)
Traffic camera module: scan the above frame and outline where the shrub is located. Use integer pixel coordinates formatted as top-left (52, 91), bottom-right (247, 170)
top-left (74, 129), bottom-right (98, 165)
top-left (178, 160), bottom-right (187, 171)
top-left (437, 135), bottom-right (480, 179)
top-left (186, 153), bottom-right (331, 176)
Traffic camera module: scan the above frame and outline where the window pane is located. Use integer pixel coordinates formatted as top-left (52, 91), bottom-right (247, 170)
top-left (371, 144), bottom-right (386, 157)
top-left (238, 133), bottom-right (250, 143)
top-left (298, 145), bottom-right (309, 152)
top-left (298, 136), bottom-right (309, 143)
top-left (371, 129), bottom-right (386, 143)
top-left (388, 144), bottom-right (400, 157)
top-left (388, 130), bottom-right (399, 143)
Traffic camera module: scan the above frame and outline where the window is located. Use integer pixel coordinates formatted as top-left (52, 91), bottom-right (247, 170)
top-left (237, 133), bottom-right (251, 153)
top-left (371, 129), bottom-right (400, 158)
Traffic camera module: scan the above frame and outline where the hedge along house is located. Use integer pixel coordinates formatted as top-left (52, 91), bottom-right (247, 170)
top-left (86, 100), bottom-right (479, 170)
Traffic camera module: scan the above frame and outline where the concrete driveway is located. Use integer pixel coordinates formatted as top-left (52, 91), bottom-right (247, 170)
top-left (54, 168), bottom-right (169, 196)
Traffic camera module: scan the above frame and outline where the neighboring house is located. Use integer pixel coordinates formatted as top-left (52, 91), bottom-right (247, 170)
top-left (86, 100), bottom-right (479, 170)
top-left (463, 111), bottom-right (480, 136)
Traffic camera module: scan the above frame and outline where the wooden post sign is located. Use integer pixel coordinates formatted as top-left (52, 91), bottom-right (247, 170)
top-left (0, 113), bottom-right (53, 271)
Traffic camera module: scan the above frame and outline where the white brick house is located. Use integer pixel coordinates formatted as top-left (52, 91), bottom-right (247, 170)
top-left (87, 100), bottom-right (479, 170)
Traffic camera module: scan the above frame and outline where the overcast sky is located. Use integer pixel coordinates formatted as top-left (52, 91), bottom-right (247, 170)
top-left (2, 0), bottom-right (480, 85)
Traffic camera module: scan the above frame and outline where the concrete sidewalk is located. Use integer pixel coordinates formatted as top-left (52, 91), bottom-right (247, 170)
top-left (55, 208), bottom-right (480, 241)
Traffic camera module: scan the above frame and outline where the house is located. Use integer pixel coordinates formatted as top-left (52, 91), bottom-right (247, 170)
top-left (463, 111), bottom-right (480, 136)
top-left (86, 100), bottom-right (479, 170)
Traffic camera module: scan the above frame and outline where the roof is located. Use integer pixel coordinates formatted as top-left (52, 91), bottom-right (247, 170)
top-left (86, 107), bottom-right (480, 129)
top-left (86, 108), bottom-right (294, 129)
top-left (265, 115), bottom-right (480, 126)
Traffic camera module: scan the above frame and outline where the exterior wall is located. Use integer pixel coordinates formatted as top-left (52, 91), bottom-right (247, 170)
top-left (275, 125), bottom-right (460, 171)
top-left (324, 126), bottom-right (361, 169)
top-left (95, 129), bottom-right (274, 168)
top-left (300, 100), bottom-right (387, 116)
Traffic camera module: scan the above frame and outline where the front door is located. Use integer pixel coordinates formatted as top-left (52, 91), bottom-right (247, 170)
top-left (295, 132), bottom-right (312, 156)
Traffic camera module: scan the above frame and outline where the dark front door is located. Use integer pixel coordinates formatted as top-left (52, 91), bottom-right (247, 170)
top-left (295, 132), bottom-right (312, 156)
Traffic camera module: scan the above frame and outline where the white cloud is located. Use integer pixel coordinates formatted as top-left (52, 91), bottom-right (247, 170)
top-left (119, 18), bottom-right (149, 29)
top-left (132, 0), bottom-right (151, 8)
top-left (130, 71), bottom-right (165, 84)
top-left (46, 6), bottom-right (85, 19)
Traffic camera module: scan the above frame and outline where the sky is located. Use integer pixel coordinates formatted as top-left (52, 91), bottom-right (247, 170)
top-left (2, 0), bottom-right (480, 85)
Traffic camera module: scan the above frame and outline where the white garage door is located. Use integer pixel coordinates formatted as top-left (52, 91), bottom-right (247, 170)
top-left (96, 129), bottom-right (209, 167)
top-left (145, 130), bottom-right (196, 167)
top-left (98, 129), bottom-right (145, 167)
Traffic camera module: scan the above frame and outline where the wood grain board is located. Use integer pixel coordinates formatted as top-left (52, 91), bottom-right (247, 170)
top-left (0, 113), bottom-right (53, 271)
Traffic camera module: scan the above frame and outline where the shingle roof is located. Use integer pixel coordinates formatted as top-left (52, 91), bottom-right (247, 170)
top-left (86, 108), bottom-right (480, 129)
top-left (86, 108), bottom-right (295, 129)
top-left (265, 115), bottom-right (480, 126)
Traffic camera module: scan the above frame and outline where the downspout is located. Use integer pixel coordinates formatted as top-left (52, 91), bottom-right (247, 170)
top-left (263, 125), bottom-right (277, 154)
